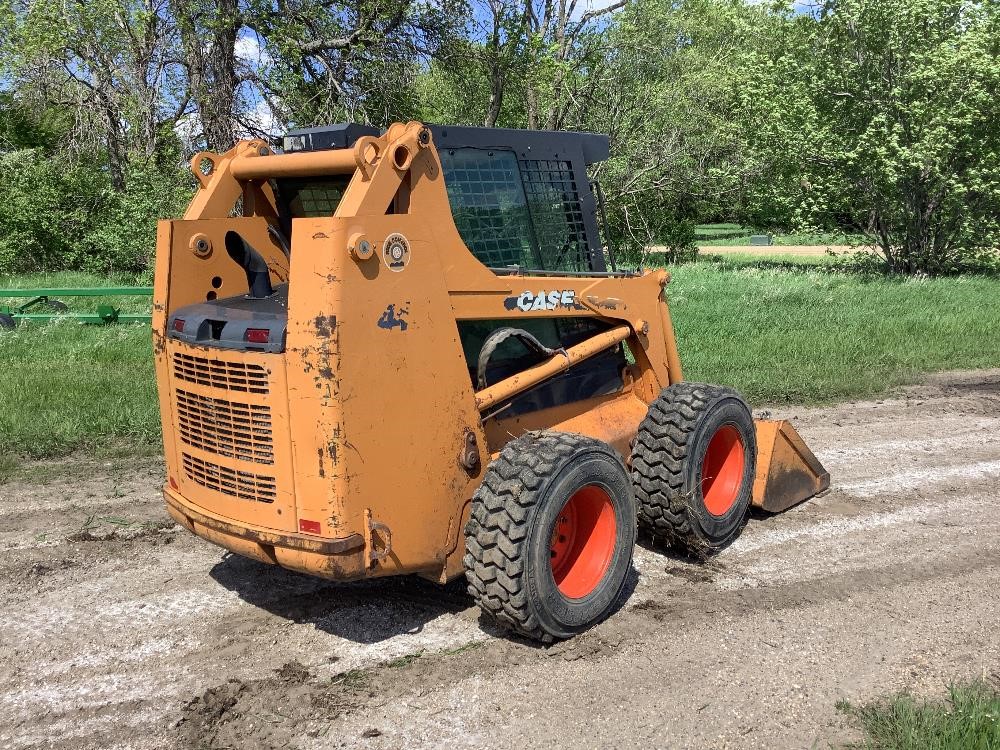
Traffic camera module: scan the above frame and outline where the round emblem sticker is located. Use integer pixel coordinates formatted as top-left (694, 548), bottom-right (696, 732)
top-left (382, 233), bottom-right (411, 272)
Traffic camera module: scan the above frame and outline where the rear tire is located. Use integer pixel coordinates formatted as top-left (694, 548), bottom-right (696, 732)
top-left (464, 431), bottom-right (636, 642)
top-left (631, 383), bottom-right (756, 557)
top-left (0, 313), bottom-right (15, 330)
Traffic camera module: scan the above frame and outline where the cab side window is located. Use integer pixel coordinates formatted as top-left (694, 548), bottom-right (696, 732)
top-left (438, 149), bottom-right (537, 269)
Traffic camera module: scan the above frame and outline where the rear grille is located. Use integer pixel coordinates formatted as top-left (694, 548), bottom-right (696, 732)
top-left (172, 352), bottom-right (269, 394)
top-left (182, 453), bottom-right (277, 503)
top-left (175, 389), bottom-right (274, 464)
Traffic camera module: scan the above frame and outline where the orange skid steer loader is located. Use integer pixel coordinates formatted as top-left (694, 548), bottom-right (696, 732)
top-left (154, 121), bottom-right (829, 641)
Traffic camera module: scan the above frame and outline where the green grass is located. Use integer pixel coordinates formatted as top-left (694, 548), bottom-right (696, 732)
top-left (0, 271), bottom-right (159, 463)
top-left (2, 262), bottom-right (1000, 466)
top-left (838, 681), bottom-right (1000, 749)
top-left (695, 223), bottom-right (753, 242)
top-left (385, 650), bottom-right (424, 668)
top-left (667, 257), bottom-right (1000, 403)
top-left (693, 222), bottom-right (865, 246)
top-left (696, 230), bottom-right (865, 246)
top-left (696, 251), bottom-right (836, 267)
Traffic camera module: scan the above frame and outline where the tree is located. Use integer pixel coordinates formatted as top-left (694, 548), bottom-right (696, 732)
top-left (820, 0), bottom-right (1000, 273)
top-left (582, 0), bottom-right (782, 261)
top-left (478, 0), bottom-right (533, 127)
top-left (726, 7), bottom-right (831, 234)
top-left (521, 0), bottom-right (628, 130)
top-left (744, 0), bottom-right (1000, 274)
top-left (2, 0), bottom-right (187, 189)
top-left (171, 0), bottom-right (242, 152)
top-left (415, 0), bottom-right (631, 130)
top-left (251, 0), bottom-right (462, 129)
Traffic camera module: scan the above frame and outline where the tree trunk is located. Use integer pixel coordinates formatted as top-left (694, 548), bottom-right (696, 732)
top-left (174, 0), bottom-right (241, 152)
top-left (526, 85), bottom-right (539, 129)
top-left (484, 62), bottom-right (503, 127)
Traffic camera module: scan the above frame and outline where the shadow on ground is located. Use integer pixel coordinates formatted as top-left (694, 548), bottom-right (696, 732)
top-left (210, 553), bottom-right (473, 644)
top-left (209, 514), bottom-right (798, 645)
top-left (211, 552), bottom-right (645, 646)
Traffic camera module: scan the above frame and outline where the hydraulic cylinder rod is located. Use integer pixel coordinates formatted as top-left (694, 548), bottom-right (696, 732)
top-left (475, 324), bottom-right (632, 411)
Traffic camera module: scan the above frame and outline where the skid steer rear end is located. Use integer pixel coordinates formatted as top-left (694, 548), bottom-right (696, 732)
top-left (153, 121), bottom-right (829, 641)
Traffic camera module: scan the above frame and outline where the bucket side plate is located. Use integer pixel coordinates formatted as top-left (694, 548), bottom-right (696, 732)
top-left (752, 420), bottom-right (830, 513)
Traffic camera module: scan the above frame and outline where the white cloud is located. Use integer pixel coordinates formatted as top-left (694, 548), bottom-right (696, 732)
top-left (240, 95), bottom-right (285, 139)
top-left (173, 112), bottom-right (201, 153)
top-left (234, 33), bottom-right (272, 68)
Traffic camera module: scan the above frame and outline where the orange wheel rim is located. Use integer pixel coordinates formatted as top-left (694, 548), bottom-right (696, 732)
top-left (549, 485), bottom-right (617, 599)
top-left (701, 425), bottom-right (745, 517)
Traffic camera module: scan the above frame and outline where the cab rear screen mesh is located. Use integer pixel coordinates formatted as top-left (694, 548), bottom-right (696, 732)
top-left (288, 181), bottom-right (347, 217)
top-left (519, 159), bottom-right (589, 273)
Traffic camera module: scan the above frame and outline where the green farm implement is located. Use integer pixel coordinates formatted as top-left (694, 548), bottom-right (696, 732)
top-left (0, 287), bottom-right (153, 330)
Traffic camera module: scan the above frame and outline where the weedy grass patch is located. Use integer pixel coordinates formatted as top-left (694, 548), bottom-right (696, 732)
top-left (837, 680), bottom-right (1000, 749)
top-left (0, 271), bottom-right (159, 464)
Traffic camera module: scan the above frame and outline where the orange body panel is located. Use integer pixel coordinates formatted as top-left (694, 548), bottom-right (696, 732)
top-left (153, 121), bottom-right (825, 585)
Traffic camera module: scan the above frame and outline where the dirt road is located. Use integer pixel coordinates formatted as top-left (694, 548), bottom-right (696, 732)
top-left (2, 370), bottom-right (999, 750)
top-left (647, 244), bottom-right (857, 257)
top-left (698, 244), bottom-right (855, 257)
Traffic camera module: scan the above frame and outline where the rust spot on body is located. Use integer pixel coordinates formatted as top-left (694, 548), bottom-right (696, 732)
top-left (314, 314), bottom-right (337, 338)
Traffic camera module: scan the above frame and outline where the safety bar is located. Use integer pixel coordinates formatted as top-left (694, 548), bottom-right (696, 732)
top-left (475, 324), bottom-right (632, 411)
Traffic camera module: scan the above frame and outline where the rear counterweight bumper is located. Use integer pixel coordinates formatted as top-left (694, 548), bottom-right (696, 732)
top-left (163, 487), bottom-right (368, 580)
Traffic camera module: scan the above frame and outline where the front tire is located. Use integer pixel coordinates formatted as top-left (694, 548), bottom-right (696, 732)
top-left (464, 431), bottom-right (637, 642)
top-left (631, 383), bottom-right (756, 557)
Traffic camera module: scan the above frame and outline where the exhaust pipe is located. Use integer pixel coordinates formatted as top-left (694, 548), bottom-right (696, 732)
top-left (225, 231), bottom-right (274, 299)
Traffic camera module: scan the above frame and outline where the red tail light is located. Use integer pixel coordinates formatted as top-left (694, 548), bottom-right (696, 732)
top-left (299, 519), bottom-right (322, 535)
top-left (172, 318), bottom-right (185, 332)
top-left (246, 328), bottom-right (270, 344)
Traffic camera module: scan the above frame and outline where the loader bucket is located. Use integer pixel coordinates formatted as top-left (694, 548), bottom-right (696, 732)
top-left (751, 420), bottom-right (830, 513)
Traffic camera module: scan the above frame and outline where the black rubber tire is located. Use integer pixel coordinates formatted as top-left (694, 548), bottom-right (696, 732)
top-left (631, 382), bottom-right (756, 558)
top-left (464, 431), bottom-right (637, 642)
top-left (0, 313), bottom-right (15, 330)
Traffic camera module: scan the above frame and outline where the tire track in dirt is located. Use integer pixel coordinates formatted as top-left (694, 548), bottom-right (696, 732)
top-left (1, 369), bottom-right (998, 749)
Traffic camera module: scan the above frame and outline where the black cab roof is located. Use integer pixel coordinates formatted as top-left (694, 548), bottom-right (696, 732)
top-left (282, 123), bottom-right (610, 166)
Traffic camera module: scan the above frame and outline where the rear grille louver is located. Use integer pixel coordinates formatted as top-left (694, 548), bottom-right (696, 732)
top-left (171, 350), bottom-right (279, 505)
top-left (175, 389), bottom-right (274, 465)
top-left (172, 352), bottom-right (269, 394)
top-left (182, 453), bottom-right (277, 504)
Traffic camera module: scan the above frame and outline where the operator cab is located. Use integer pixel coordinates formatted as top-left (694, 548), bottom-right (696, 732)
top-left (167, 123), bottom-right (626, 415)
top-left (279, 123), bottom-right (615, 275)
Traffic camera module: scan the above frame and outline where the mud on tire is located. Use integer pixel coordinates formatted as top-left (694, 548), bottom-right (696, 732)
top-left (464, 431), bottom-right (637, 642)
top-left (631, 382), bottom-right (756, 558)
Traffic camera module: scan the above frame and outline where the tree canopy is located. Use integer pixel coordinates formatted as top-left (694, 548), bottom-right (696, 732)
top-left (0, 0), bottom-right (997, 275)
